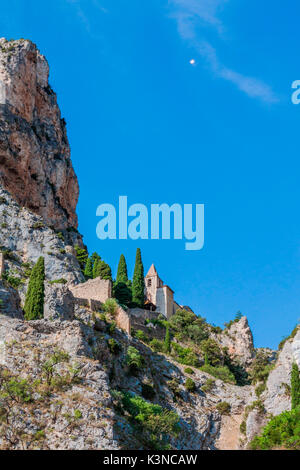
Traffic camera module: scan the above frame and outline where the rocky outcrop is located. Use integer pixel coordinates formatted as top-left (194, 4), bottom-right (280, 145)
top-left (44, 283), bottom-right (75, 321)
top-left (0, 185), bottom-right (84, 286)
top-left (0, 38), bottom-right (78, 230)
top-left (242, 327), bottom-right (300, 447)
top-left (216, 316), bottom-right (255, 366)
top-left (0, 280), bottom-right (23, 319)
top-left (0, 316), bottom-right (119, 449)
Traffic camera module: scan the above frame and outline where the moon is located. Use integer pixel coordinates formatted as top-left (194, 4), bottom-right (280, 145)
top-left (189, 59), bottom-right (195, 65)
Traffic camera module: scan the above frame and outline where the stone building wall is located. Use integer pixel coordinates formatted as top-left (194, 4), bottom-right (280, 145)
top-left (69, 277), bottom-right (112, 304)
top-left (115, 306), bottom-right (131, 335)
top-left (130, 308), bottom-right (165, 340)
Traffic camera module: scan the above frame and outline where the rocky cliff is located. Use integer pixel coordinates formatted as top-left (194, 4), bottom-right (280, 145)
top-left (0, 38), bottom-right (298, 451)
top-left (0, 38), bottom-right (78, 230)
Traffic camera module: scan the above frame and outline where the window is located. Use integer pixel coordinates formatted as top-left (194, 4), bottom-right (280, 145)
top-left (147, 279), bottom-right (152, 287)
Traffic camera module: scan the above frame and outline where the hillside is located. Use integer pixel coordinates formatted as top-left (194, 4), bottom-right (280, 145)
top-left (0, 39), bottom-right (299, 451)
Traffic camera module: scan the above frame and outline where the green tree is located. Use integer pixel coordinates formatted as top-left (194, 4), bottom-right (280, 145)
top-left (91, 252), bottom-right (101, 264)
top-left (84, 257), bottom-right (93, 279)
top-left (114, 281), bottom-right (132, 306)
top-left (164, 326), bottom-right (171, 353)
top-left (24, 257), bottom-right (45, 320)
top-left (98, 260), bottom-right (112, 280)
top-left (74, 245), bottom-right (88, 273)
top-left (93, 258), bottom-right (112, 280)
top-left (93, 257), bottom-right (100, 279)
top-left (200, 338), bottom-right (223, 366)
top-left (116, 254), bottom-right (128, 283)
top-left (291, 363), bottom-right (300, 409)
top-left (132, 248), bottom-right (145, 307)
top-left (114, 254), bottom-right (132, 305)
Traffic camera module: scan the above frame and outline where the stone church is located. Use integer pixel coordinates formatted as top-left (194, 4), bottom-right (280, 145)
top-left (144, 264), bottom-right (193, 319)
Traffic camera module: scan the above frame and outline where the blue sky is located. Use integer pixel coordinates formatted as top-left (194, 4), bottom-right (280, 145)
top-left (1, 0), bottom-right (300, 348)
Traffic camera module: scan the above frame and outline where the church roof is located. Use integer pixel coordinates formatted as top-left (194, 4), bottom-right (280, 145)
top-left (145, 264), bottom-right (158, 277)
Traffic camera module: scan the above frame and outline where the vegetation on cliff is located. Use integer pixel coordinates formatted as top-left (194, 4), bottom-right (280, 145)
top-left (24, 256), bottom-right (45, 320)
top-left (132, 248), bottom-right (145, 308)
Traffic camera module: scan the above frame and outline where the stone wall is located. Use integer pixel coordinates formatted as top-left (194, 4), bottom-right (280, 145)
top-left (116, 306), bottom-right (131, 335)
top-left (69, 277), bottom-right (112, 304)
top-left (130, 308), bottom-right (165, 340)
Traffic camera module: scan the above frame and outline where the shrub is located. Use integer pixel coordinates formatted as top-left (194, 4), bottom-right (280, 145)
top-left (278, 324), bottom-right (299, 351)
top-left (49, 278), bottom-right (67, 285)
top-left (24, 257), bottom-right (45, 320)
top-left (135, 330), bottom-right (149, 343)
top-left (2, 377), bottom-right (32, 403)
top-left (167, 378), bottom-right (181, 399)
top-left (250, 406), bottom-right (300, 450)
top-left (119, 391), bottom-right (180, 449)
top-left (184, 367), bottom-right (194, 375)
top-left (248, 351), bottom-right (274, 385)
top-left (224, 311), bottom-right (243, 329)
top-left (2, 273), bottom-right (24, 289)
top-left (141, 383), bottom-right (156, 400)
top-left (171, 342), bottom-right (199, 367)
top-left (201, 378), bottom-right (215, 393)
top-left (223, 349), bottom-right (250, 386)
top-left (32, 221), bottom-right (45, 229)
top-left (216, 401), bottom-right (231, 415)
top-left (108, 338), bottom-right (120, 354)
top-left (200, 364), bottom-right (236, 384)
top-left (199, 338), bottom-right (222, 367)
top-left (102, 298), bottom-right (118, 316)
top-left (149, 339), bottom-right (165, 353)
top-left (240, 420), bottom-right (247, 435)
top-left (42, 350), bottom-right (70, 386)
top-left (74, 409), bottom-right (82, 420)
top-left (125, 346), bottom-right (144, 373)
top-left (185, 378), bottom-right (196, 392)
top-left (255, 383), bottom-right (266, 398)
top-left (210, 325), bottom-right (222, 334)
top-left (169, 309), bottom-right (209, 345)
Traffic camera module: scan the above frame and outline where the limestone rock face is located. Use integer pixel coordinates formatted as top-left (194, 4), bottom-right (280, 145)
top-left (0, 38), bottom-right (78, 230)
top-left (0, 316), bottom-right (119, 450)
top-left (44, 283), bottom-right (75, 321)
top-left (0, 281), bottom-right (23, 319)
top-left (218, 316), bottom-right (255, 366)
top-left (263, 328), bottom-right (300, 416)
top-left (0, 186), bottom-right (84, 286)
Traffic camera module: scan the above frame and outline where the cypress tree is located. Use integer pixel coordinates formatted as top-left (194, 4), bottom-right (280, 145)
top-left (74, 244), bottom-right (88, 273)
top-left (164, 326), bottom-right (171, 353)
top-left (132, 248), bottom-right (145, 308)
top-left (291, 363), bottom-right (300, 409)
top-left (91, 252), bottom-right (101, 264)
top-left (99, 261), bottom-right (112, 280)
top-left (84, 257), bottom-right (93, 280)
top-left (114, 254), bottom-right (131, 305)
top-left (24, 256), bottom-right (45, 320)
top-left (93, 258), bottom-right (112, 281)
top-left (93, 257), bottom-right (100, 279)
top-left (116, 254), bottom-right (128, 283)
